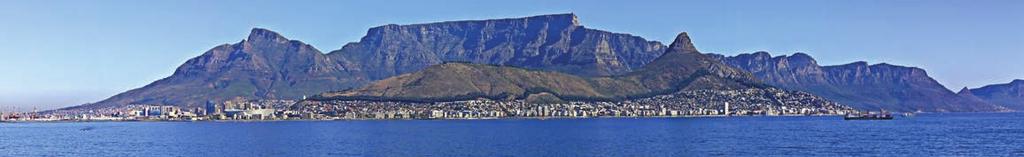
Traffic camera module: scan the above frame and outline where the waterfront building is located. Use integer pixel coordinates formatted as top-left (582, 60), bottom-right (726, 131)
top-left (725, 102), bottom-right (730, 116)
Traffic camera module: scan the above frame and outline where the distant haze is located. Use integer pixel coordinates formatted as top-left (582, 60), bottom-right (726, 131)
top-left (1, 0), bottom-right (1022, 110)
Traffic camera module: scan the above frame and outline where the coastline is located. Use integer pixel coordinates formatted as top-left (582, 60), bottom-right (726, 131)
top-left (0, 113), bottom-right (849, 123)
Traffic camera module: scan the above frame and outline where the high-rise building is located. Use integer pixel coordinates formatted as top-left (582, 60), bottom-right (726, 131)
top-left (724, 102), bottom-right (730, 116)
top-left (205, 101), bottom-right (221, 116)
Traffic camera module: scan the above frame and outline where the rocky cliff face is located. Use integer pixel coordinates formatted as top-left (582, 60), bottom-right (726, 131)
top-left (968, 80), bottom-right (1024, 110)
top-left (328, 13), bottom-right (665, 79)
top-left (72, 28), bottom-right (368, 109)
top-left (711, 52), bottom-right (1006, 112)
top-left (314, 32), bottom-right (763, 102)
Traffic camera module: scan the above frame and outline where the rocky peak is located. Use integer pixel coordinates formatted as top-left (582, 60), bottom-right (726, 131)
top-left (958, 87), bottom-right (975, 95)
top-left (667, 32), bottom-right (698, 53)
top-left (246, 28), bottom-right (289, 44)
top-left (790, 52), bottom-right (812, 58)
top-left (787, 53), bottom-right (817, 65)
top-left (77, 27), bottom-right (363, 110)
top-left (771, 52), bottom-right (818, 68)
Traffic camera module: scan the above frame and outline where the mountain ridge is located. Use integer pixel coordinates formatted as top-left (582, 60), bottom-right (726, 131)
top-left (968, 79), bottom-right (1024, 110)
top-left (326, 13), bottom-right (665, 79)
top-left (710, 51), bottom-right (1007, 112)
top-left (313, 32), bottom-right (764, 102)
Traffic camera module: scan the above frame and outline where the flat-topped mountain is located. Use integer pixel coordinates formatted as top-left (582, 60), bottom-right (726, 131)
top-left (313, 33), bottom-right (763, 102)
top-left (966, 80), bottom-right (1024, 110)
top-left (327, 13), bottom-right (665, 79)
top-left (68, 13), bottom-right (666, 109)
top-left (710, 52), bottom-right (1007, 112)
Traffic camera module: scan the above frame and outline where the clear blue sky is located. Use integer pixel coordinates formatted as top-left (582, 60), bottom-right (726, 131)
top-left (1, 0), bottom-right (1022, 111)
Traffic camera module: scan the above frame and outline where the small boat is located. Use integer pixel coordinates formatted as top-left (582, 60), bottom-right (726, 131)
top-left (844, 111), bottom-right (893, 120)
top-left (80, 126), bottom-right (95, 131)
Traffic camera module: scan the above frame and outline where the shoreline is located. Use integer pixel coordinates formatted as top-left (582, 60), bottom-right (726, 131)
top-left (0, 114), bottom-right (850, 123)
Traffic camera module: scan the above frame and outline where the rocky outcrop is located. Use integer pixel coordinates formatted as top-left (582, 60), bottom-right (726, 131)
top-left (711, 52), bottom-right (1007, 112)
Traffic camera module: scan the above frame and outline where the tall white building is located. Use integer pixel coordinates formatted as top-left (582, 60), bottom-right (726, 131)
top-left (724, 102), bottom-right (730, 116)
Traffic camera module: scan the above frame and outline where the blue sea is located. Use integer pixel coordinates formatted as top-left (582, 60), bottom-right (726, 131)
top-left (2, 113), bottom-right (1023, 156)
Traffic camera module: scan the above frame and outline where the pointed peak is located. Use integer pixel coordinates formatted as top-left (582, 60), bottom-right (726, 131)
top-left (957, 87), bottom-right (983, 98)
top-left (667, 32), bottom-right (698, 53)
top-left (958, 87), bottom-right (973, 95)
top-left (247, 28), bottom-right (288, 43)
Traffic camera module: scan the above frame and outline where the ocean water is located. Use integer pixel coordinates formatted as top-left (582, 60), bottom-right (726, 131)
top-left (2, 113), bottom-right (1023, 156)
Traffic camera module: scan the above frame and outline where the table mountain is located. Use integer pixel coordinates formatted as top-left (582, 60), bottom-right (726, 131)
top-left (326, 13), bottom-right (665, 79)
top-left (67, 13), bottom-right (665, 109)
top-left (313, 32), bottom-right (763, 102)
top-left (966, 80), bottom-right (1024, 110)
top-left (710, 52), bottom-right (1007, 112)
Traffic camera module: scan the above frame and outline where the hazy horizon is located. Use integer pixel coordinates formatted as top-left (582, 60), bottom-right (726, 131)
top-left (2, 0), bottom-right (1022, 111)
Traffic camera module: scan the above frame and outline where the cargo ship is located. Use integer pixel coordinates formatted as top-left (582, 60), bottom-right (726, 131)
top-left (844, 111), bottom-right (893, 120)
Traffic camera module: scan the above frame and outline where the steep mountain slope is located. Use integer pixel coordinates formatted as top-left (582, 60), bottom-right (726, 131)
top-left (967, 80), bottom-right (1024, 110)
top-left (70, 29), bottom-right (368, 109)
top-left (314, 33), bottom-right (763, 102)
top-left (327, 13), bottom-right (665, 79)
top-left (711, 52), bottom-right (1006, 112)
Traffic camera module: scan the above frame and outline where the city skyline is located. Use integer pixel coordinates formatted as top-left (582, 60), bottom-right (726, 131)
top-left (2, 0), bottom-right (1023, 110)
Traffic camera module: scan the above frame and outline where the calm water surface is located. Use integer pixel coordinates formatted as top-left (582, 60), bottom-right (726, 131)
top-left (2, 113), bottom-right (1023, 156)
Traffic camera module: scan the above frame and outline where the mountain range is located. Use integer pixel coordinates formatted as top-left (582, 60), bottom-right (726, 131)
top-left (710, 52), bottom-right (1007, 112)
top-left (66, 13), bottom-right (1017, 112)
top-left (313, 33), bottom-right (762, 102)
top-left (69, 13), bottom-right (665, 109)
top-left (963, 80), bottom-right (1024, 110)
